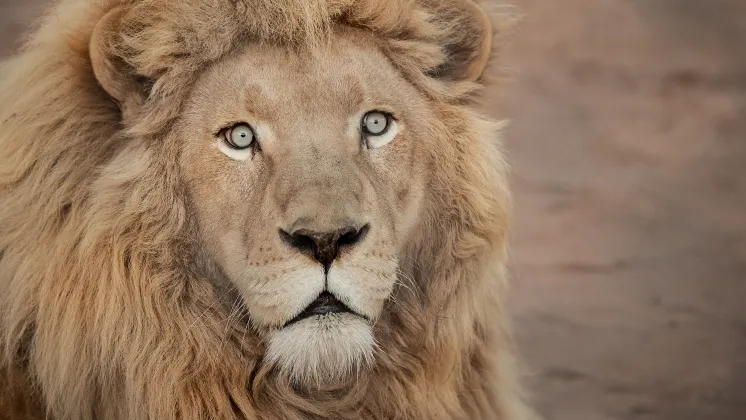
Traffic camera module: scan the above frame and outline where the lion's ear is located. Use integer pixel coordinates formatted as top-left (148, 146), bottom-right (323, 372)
top-left (435, 0), bottom-right (494, 82)
top-left (90, 8), bottom-right (147, 105)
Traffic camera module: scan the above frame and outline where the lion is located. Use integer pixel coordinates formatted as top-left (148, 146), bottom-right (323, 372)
top-left (0, 0), bottom-right (532, 418)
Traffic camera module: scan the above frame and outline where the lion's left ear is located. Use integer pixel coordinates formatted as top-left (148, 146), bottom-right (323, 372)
top-left (434, 0), bottom-right (494, 82)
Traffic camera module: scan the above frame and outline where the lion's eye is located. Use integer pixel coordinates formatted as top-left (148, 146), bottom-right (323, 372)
top-left (361, 111), bottom-right (397, 149)
top-left (222, 123), bottom-right (256, 150)
top-left (362, 111), bottom-right (390, 136)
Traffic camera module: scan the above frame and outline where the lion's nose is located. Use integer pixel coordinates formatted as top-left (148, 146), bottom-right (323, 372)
top-left (279, 224), bottom-right (369, 271)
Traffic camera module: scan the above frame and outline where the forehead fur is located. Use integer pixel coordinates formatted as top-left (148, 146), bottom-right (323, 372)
top-left (188, 32), bottom-right (422, 125)
top-left (96, 0), bottom-right (511, 134)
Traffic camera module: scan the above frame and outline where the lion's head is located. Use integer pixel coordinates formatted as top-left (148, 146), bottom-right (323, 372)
top-left (0, 0), bottom-right (528, 418)
top-left (177, 32), bottom-right (431, 381)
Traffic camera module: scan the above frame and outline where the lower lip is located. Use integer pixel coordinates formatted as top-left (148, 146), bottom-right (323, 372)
top-left (283, 310), bottom-right (355, 328)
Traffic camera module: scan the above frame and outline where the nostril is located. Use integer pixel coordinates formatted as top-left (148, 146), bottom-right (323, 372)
top-left (337, 224), bottom-right (369, 248)
top-left (279, 229), bottom-right (315, 253)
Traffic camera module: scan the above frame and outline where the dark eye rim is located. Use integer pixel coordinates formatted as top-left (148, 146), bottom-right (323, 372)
top-left (217, 122), bottom-right (258, 151)
top-left (361, 110), bottom-right (395, 136)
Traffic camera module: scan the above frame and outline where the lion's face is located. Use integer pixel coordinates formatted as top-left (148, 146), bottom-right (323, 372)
top-left (174, 30), bottom-right (427, 381)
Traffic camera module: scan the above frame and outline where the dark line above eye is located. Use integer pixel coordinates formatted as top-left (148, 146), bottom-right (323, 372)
top-left (217, 122), bottom-right (259, 151)
top-left (213, 121), bottom-right (246, 137)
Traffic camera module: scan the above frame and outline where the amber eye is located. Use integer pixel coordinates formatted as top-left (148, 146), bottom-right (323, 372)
top-left (221, 123), bottom-right (256, 150)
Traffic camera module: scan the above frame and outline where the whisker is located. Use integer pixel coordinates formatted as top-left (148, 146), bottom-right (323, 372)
top-left (188, 268), bottom-right (243, 330)
top-left (399, 255), bottom-right (425, 278)
top-left (395, 267), bottom-right (424, 303)
top-left (219, 293), bottom-right (244, 350)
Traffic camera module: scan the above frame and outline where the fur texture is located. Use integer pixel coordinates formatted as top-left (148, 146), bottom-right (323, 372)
top-left (0, 0), bottom-right (533, 419)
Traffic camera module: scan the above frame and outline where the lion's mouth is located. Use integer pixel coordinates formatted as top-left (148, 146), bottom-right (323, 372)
top-left (284, 292), bottom-right (357, 327)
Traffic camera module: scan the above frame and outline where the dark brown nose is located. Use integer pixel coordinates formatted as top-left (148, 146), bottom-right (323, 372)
top-left (279, 224), bottom-right (369, 271)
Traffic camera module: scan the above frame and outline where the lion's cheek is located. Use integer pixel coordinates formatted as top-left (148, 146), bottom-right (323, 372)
top-left (327, 259), bottom-right (398, 321)
top-left (237, 265), bottom-right (325, 328)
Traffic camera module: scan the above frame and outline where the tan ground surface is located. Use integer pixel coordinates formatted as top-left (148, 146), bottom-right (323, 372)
top-left (2, 1), bottom-right (745, 419)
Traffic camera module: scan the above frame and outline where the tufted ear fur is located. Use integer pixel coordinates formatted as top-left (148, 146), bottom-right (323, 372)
top-left (89, 7), bottom-right (148, 108)
top-left (434, 0), bottom-right (494, 82)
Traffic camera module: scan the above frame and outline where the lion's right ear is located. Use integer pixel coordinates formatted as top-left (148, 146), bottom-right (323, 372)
top-left (90, 8), bottom-right (146, 105)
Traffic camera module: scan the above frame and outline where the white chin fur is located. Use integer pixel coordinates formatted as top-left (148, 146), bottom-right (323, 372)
top-left (266, 313), bottom-right (375, 386)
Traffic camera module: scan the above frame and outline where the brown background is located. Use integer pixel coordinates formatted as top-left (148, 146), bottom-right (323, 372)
top-left (2, 1), bottom-right (745, 419)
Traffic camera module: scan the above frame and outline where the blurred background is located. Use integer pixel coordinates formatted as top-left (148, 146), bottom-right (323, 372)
top-left (2, 1), bottom-right (744, 419)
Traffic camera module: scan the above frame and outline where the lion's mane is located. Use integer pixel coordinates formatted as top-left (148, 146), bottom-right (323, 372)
top-left (0, 0), bottom-right (531, 419)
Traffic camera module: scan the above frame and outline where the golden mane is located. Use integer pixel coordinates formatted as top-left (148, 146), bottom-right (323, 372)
top-left (0, 0), bottom-right (532, 418)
